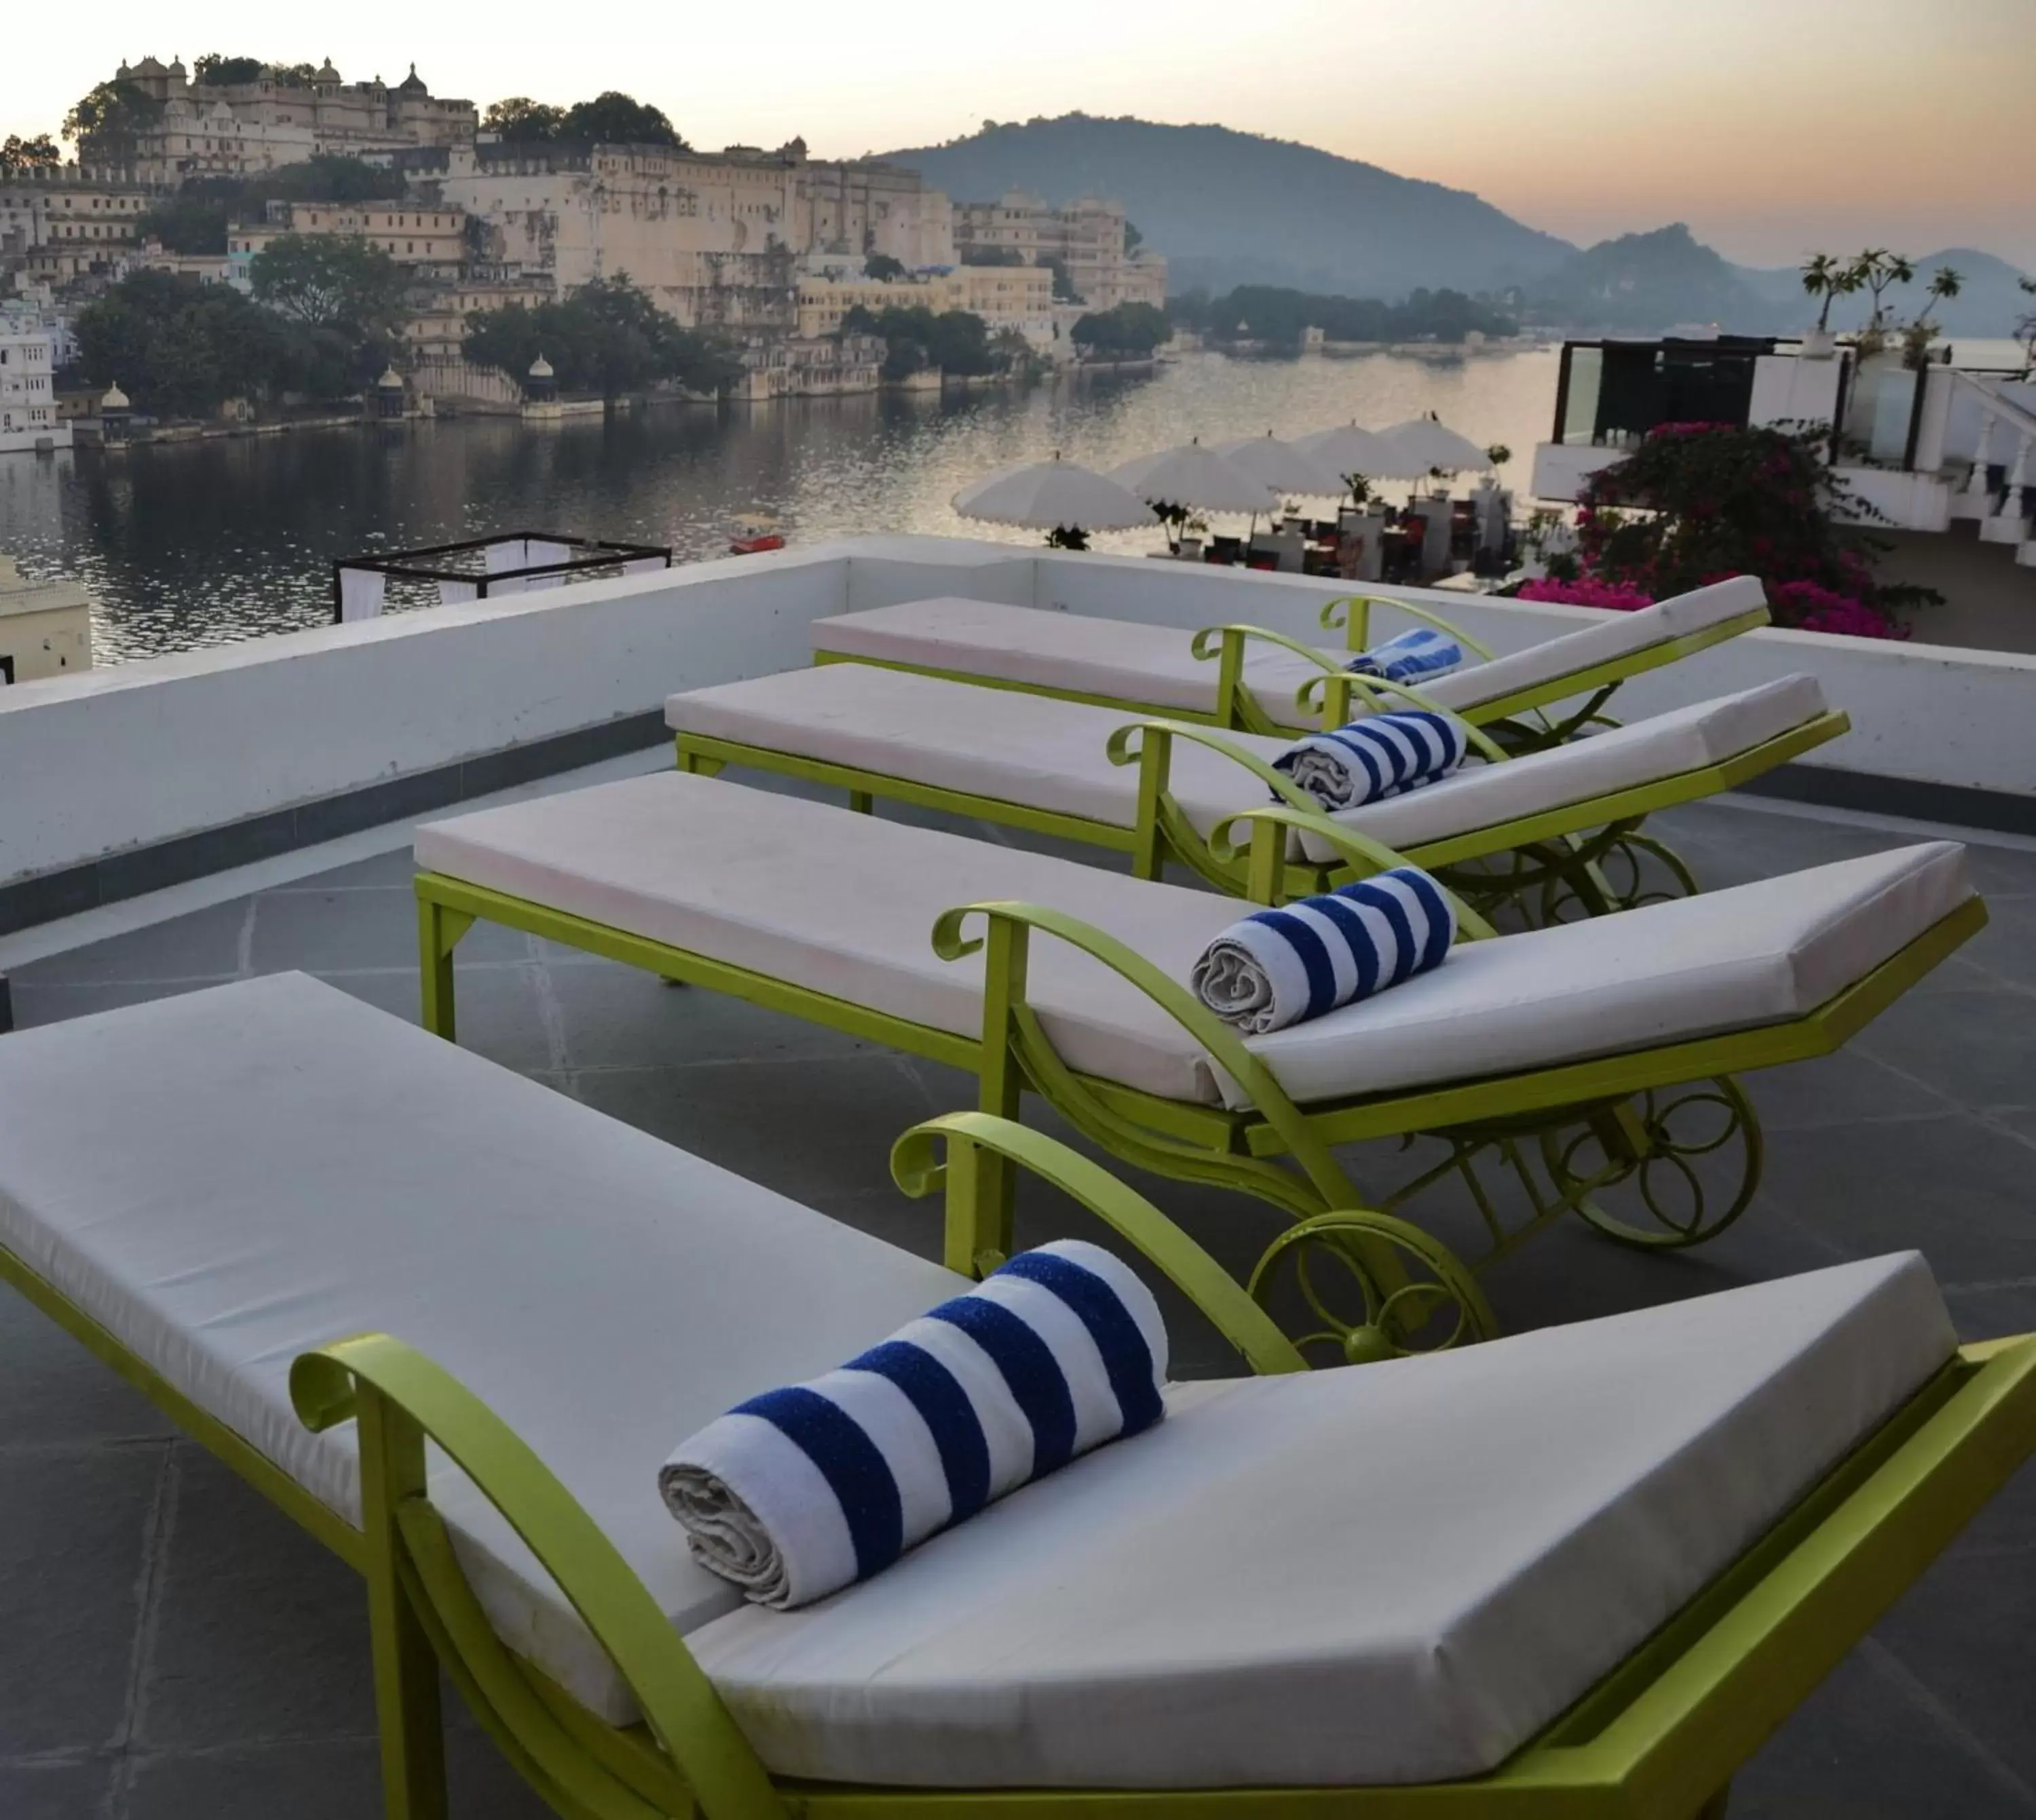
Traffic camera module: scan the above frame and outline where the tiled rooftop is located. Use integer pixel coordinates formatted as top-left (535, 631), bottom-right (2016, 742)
top-left (3, 775), bottom-right (2034, 1818)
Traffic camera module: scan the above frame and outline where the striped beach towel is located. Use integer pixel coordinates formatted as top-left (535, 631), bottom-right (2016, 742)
top-left (1346, 625), bottom-right (1463, 682)
top-left (660, 1240), bottom-right (1168, 1608)
top-left (1273, 708), bottom-right (1469, 812)
top-left (1192, 868), bottom-right (1456, 1034)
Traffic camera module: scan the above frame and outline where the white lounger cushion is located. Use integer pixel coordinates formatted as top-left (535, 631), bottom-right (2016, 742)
top-left (415, 773), bottom-right (1971, 1112)
top-left (693, 1252), bottom-right (1953, 1787)
top-left (0, 978), bottom-right (1955, 1788)
top-left (664, 662), bottom-right (1828, 860)
top-left (810, 577), bottom-right (1765, 726)
top-left (1306, 670), bottom-right (1828, 858)
top-left (0, 974), bottom-right (966, 1727)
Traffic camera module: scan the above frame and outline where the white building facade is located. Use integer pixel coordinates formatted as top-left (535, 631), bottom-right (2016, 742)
top-left (0, 323), bottom-right (69, 455)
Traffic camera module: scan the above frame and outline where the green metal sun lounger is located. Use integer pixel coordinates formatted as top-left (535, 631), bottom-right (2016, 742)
top-left (412, 772), bottom-right (1984, 1351)
top-left (665, 662), bottom-right (1846, 917)
top-left (809, 577), bottom-right (1771, 748)
top-left (2, 974), bottom-right (2031, 1820)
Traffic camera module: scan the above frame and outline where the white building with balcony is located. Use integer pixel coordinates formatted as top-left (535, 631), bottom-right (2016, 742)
top-left (1530, 335), bottom-right (2036, 645)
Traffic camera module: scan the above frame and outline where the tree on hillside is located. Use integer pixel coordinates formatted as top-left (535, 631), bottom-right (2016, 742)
top-left (263, 154), bottom-right (409, 202)
top-left (136, 192), bottom-right (234, 255)
top-left (836, 302), bottom-right (998, 378)
top-left (138, 157), bottom-right (407, 257)
top-left (483, 97), bottom-right (568, 143)
top-left (193, 54), bottom-right (266, 85)
top-left (464, 276), bottom-right (740, 400)
top-left (480, 92), bottom-right (685, 148)
top-left (960, 245), bottom-right (1025, 267)
top-left (62, 81), bottom-right (164, 164)
top-left (1124, 220), bottom-right (1143, 255)
top-left (1042, 257), bottom-right (1082, 303)
top-left (249, 235), bottom-right (408, 341)
top-left (864, 252), bottom-right (906, 282)
top-left (0, 134), bottom-right (60, 172)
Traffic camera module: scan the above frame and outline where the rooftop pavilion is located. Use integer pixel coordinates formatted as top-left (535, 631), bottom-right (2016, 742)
top-left (0, 539), bottom-right (2032, 1815)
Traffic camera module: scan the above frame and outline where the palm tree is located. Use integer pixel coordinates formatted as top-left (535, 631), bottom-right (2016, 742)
top-left (1800, 252), bottom-right (1858, 331)
top-left (1855, 250), bottom-right (1916, 333)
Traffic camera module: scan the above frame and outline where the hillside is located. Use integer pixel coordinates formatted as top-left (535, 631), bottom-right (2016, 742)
top-left (1530, 225), bottom-right (1783, 331)
top-left (880, 114), bottom-right (1573, 299)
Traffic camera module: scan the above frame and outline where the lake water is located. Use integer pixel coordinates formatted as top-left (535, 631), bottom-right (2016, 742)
top-left (0, 348), bottom-right (1562, 665)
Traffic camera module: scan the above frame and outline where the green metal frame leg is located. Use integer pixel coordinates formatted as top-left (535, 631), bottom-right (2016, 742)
top-left (358, 1390), bottom-right (449, 1819)
top-left (417, 896), bottom-right (472, 1043)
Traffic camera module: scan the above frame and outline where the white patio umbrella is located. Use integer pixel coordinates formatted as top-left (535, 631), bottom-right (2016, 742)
top-left (1293, 421), bottom-right (1414, 482)
top-left (952, 454), bottom-right (1154, 535)
top-left (1379, 415), bottom-right (1494, 474)
top-left (1110, 438), bottom-right (1279, 515)
top-left (1213, 432), bottom-right (1345, 499)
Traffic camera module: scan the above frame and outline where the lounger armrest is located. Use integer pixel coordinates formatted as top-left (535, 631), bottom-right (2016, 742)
top-left (1211, 806), bottom-right (1499, 939)
top-left (292, 1337), bottom-right (786, 1820)
top-left (892, 1112), bottom-right (1308, 1376)
top-left (1105, 716), bottom-right (1323, 816)
top-left (1297, 667), bottom-right (1513, 761)
top-left (932, 898), bottom-right (1352, 1209)
top-left (1320, 592), bottom-right (1496, 662)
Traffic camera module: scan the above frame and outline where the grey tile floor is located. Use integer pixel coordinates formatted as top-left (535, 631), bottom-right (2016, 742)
top-left (3, 785), bottom-right (2034, 1817)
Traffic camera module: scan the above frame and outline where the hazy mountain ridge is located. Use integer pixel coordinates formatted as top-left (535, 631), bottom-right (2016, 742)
top-left (880, 114), bottom-right (1573, 299)
top-left (880, 115), bottom-right (2030, 335)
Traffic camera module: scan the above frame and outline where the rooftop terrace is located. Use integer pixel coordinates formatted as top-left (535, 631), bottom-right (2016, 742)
top-left (0, 541), bottom-right (2032, 1816)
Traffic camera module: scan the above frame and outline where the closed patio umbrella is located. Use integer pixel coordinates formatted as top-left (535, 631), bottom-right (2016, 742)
top-left (1110, 438), bottom-right (1279, 514)
top-left (1294, 421), bottom-right (1413, 481)
top-left (1213, 432), bottom-right (1345, 499)
top-left (953, 454), bottom-right (1154, 537)
top-left (1380, 415), bottom-right (1494, 474)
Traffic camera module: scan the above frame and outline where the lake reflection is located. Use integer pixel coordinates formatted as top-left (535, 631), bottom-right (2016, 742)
top-left (0, 347), bottom-right (1560, 664)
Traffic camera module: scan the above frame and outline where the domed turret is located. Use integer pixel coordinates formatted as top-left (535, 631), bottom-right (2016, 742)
top-left (397, 62), bottom-right (428, 94)
top-left (527, 353), bottom-right (554, 379)
top-left (102, 381), bottom-right (131, 411)
top-left (316, 57), bottom-right (341, 84)
top-left (524, 352), bottom-right (557, 404)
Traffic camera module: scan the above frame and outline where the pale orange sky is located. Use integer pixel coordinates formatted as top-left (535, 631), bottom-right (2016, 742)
top-left (8, 0), bottom-right (2030, 269)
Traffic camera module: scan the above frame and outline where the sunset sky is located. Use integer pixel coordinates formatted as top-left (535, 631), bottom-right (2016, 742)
top-left (9, 0), bottom-right (2029, 270)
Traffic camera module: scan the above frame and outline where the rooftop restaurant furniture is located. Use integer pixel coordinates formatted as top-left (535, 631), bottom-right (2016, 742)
top-left (2, 974), bottom-right (2030, 1816)
top-left (806, 577), bottom-right (1771, 751)
top-left (663, 663), bottom-right (1847, 920)
top-left (412, 771), bottom-right (1983, 1344)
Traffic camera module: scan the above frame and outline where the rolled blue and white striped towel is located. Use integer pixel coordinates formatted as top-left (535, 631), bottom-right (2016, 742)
top-left (1191, 868), bottom-right (1456, 1034)
top-left (1273, 708), bottom-right (1469, 812)
top-left (659, 1240), bottom-right (1168, 1608)
top-left (1346, 625), bottom-right (1463, 682)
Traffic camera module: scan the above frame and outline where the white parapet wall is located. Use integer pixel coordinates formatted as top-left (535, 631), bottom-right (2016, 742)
top-left (2, 535), bottom-right (2032, 899)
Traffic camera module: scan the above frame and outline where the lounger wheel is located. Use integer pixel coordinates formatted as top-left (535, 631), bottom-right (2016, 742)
top-left (1541, 1078), bottom-right (1762, 1249)
top-left (1247, 1209), bottom-right (1498, 1363)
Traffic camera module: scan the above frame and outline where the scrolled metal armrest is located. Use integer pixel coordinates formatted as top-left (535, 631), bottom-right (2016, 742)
top-left (1210, 806), bottom-right (1498, 940)
top-left (1189, 620), bottom-right (1344, 671)
top-left (892, 1112), bottom-right (1306, 1376)
top-left (1106, 715), bottom-right (1321, 815)
top-left (1320, 592), bottom-right (1496, 662)
top-left (291, 1336), bottom-right (786, 1820)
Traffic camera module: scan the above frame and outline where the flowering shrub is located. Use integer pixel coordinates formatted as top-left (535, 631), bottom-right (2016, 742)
top-left (1517, 576), bottom-right (1656, 611)
top-left (1554, 421), bottom-right (1928, 639)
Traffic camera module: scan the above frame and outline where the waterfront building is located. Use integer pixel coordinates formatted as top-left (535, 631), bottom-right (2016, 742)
top-left (0, 321), bottom-right (69, 455)
top-left (438, 140), bottom-right (961, 336)
top-left (802, 155), bottom-right (956, 268)
top-left (111, 56), bottom-right (476, 183)
top-left (795, 263), bottom-right (1057, 350)
top-left (440, 140), bottom-right (806, 333)
top-left (731, 332), bottom-right (886, 399)
top-left (0, 168), bottom-right (157, 286)
top-left (229, 201), bottom-right (466, 277)
top-left (401, 277), bottom-right (556, 362)
top-left (0, 552), bottom-right (90, 677)
top-left (951, 191), bottom-right (1169, 310)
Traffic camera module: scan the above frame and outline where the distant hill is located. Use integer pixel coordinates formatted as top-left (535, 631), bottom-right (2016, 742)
top-left (1528, 225), bottom-right (1783, 332)
top-left (879, 114), bottom-right (1574, 299)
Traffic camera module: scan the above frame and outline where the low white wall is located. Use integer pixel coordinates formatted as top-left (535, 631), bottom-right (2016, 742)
top-left (0, 545), bottom-right (848, 886)
top-left (1023, 548), bottom-right (2036, 798)
top-left (4, 534), bottom-right (2032, 888)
